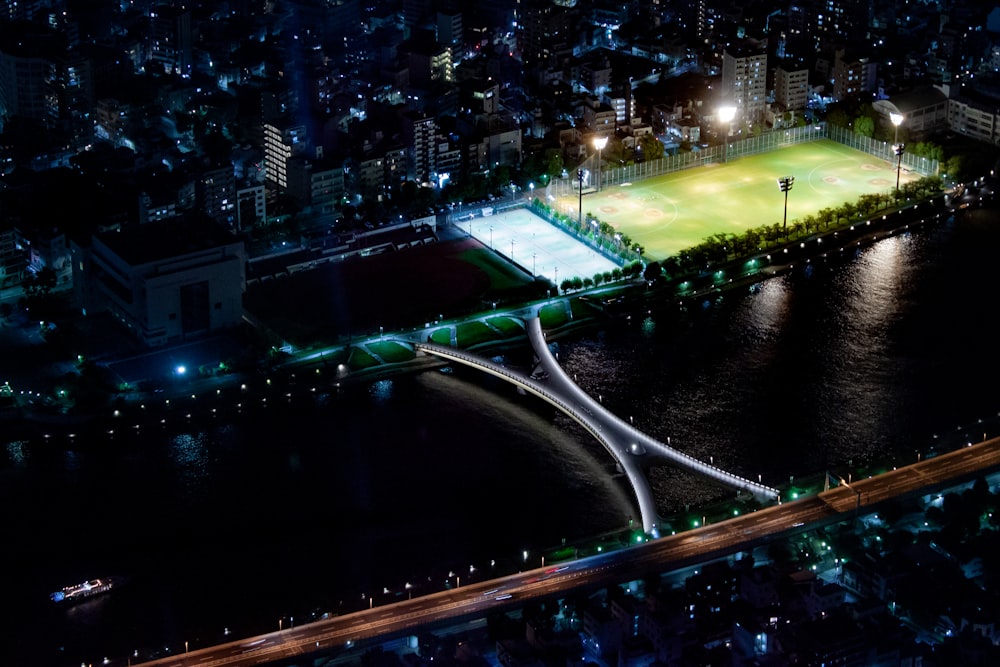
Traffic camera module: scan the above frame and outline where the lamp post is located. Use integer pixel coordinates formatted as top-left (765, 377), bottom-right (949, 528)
top-left (577, 168), bottom-right (584, 228)
top-left (893, 143), bottom-right (905, 199)
top-left (593, 135), bottom-right (608, 191)
top-left (777, 176), bottom-right (795, 232)
top-left (718, 106), bottom-right (736, 163)
top-left (890, 112), bottom-right (904, 146)
top-left (511, 238), bottom-right (515, 262)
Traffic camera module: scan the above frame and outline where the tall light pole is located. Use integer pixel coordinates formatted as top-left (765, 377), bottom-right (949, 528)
top-left (777, 176), bottom-right (794, 233)
top-left (718, 106), bottom-right (736, 163)
top-left (593, 135), bottom-right (608, 191)
top-left (577, 168), bottom-right (584, 228)
top-left (890, 112), bottom-right (904, 146)
top-left (893, 143), bottom-right (905, 199)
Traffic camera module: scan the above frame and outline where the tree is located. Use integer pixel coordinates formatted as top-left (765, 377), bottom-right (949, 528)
top-left (853, 115), bottom-right (874, 138)
top-left (545, 152), bottom-right (565, 179)
top-left (639, 134), bottom-right (665, 161)
top-left (826, 108), bottom-right (850, 129)
top-left (643, 261), bottom-right (662, 283)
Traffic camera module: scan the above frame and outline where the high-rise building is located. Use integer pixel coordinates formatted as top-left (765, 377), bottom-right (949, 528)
top-left (722, 44), bottom-right (768, 126)
top-left (198, 164), bottom-right (237, 229)
top-left (403, 111), bottom-right (438, 185)
top-left (519, 0), bottom-right (578, 70)
top-left (148, 3), bottom-right (192, 77)
top-left (0, 24), bottom-right (62, 129)
top-left (264, 119), bottom-right (309, 190)
top-left (812, 0), bottom-right (871, 46)
top-left (436, 11), bottom-right (463, 49)
top-left (832, 48), bottom-right (877, 101)
top-left (774, 65), bottom-right (809, 112)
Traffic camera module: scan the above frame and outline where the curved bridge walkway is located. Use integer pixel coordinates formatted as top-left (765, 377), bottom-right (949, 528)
top-left (415, 317), bottom-right (780, 537)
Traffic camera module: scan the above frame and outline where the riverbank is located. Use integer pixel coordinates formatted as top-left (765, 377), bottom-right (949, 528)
top-left (2, 185), bottom-right (990, 447)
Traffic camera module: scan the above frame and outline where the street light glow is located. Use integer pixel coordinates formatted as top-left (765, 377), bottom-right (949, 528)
top-left (718, 106), bottom-right (736, 163)
top-left (890, 112), bottom-right (904, 146)
top-left (593, 135), bottom-right (608, 192)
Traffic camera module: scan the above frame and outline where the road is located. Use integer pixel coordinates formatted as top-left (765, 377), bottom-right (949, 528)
top-left (126, 435), bottom-right (1000, 667)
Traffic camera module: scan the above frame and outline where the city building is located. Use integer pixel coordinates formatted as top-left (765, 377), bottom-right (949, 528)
top-left (264, 118), bottom-right (310, 191)
top-left (147, 3), bottom-right (193, 77)
top-left (831, 48), bottom-right (877, 101)
top-left (722, 44), bottom-right (767, 127)
top-left (72, 217), bottom-right (246, 347)
top-left (774, 64), bottom-right (809, 113)
top-left (873, 85), bottom-right (950, 139)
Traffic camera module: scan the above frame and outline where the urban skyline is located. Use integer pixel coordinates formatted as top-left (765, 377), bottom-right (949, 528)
top-left (4, 1), bottom-right (1000, 666)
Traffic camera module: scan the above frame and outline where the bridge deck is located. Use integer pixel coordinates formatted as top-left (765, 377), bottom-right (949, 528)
top-left (415, 317), bottom-right (779, 536)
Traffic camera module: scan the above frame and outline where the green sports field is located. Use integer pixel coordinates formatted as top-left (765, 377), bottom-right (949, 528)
top-left (564, 139), bottom-right (919, 261)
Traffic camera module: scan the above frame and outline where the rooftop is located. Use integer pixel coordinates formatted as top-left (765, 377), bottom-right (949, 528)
top-left (98, 217), bottom-right (240, 266)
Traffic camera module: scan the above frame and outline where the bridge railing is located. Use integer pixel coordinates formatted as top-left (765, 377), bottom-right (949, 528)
top-left (415, 342), bottom-right (663, 536)
top-left (524, 318), bottom-right (781, 501)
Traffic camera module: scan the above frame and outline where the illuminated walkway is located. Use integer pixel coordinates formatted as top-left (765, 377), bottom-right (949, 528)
top-left (416, 317), bottom-right (780, 537)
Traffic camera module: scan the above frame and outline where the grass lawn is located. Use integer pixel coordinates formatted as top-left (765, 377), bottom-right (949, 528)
top-left (366, 340), bottom-right (415, 363)
top-left (428, 328), bottom-right (451, 345)
top-left (538, 302), bottom-right (570, 328)
top-left (455, 320), bottom-right (495, 347)
top-left (347, 346), bottom-right (379, 371)
top-left (570, 139), bottom-right (920, 260)
top-left (455, 247), bottom-right (528, 291)
top-left (485, 315), bottom-right (525, 337)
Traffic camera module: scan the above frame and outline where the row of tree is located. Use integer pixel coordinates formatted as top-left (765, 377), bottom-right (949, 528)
top-left (641, 174), bottom-right (944, 280)
top-left (558, 261), bottom-right (644, 294)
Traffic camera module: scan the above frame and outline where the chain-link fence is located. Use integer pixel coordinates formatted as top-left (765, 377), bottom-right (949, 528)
top-left (543, 123), bottom-right (938, 200)
top-left (826, 123), bottom-right (938, 177)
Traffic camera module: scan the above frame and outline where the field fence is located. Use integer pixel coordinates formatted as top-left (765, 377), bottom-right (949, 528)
top-left (543, 123), bottom-right (939, 200)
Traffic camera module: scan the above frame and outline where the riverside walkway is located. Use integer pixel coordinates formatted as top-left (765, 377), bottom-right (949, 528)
top-left (415, 317), bottom-right (780, 537)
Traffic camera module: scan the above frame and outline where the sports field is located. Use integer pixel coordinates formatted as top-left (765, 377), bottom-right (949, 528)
top-left (558, 139), bottom-right (920, 260)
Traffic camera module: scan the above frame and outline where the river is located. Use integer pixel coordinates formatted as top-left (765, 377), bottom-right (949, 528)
top-left (4, 203), bottom-right (1000, 667)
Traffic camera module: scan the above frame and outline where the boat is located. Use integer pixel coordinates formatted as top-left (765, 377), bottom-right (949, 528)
top-left (50, 577), bottom-right (117, 603)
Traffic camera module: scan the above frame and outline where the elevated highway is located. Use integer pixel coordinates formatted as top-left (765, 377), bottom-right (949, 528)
top-left (128, 436), bottom-right (1000, 667)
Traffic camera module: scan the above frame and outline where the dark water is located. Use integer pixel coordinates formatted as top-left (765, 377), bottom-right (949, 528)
top-left (4, 205), bottom-right (1000, 667)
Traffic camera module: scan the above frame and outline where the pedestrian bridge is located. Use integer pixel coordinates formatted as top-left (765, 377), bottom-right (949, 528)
top-left (415, 317), bottom-right (780, 537)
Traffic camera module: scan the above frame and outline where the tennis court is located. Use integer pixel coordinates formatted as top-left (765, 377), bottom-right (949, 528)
top-left (557, 139), bottom-right (920, 260)
top-left (465, 207), bottom-right (620, 285)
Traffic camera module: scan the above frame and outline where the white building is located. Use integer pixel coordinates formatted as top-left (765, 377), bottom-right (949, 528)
top-left (72, 219), bottom-right (246, 347)
top-left (722, 45), bottom-right (768, 126)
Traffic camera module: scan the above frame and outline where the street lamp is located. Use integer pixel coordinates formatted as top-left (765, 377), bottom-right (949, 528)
top-left (777, 176), bottom-right (795, 232)
top-left (593, 135), bottom-right (608, 191)
top-left (511, 238), bottom-right (515, 262)
top-left (893, 143), bottom-right (905, 199)
top-left (577, 168), bottom-right (584, 228)
top-left (889, 112), bottom-right (904, 145)
top-left (718, 106), bottom-right (736, 163)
